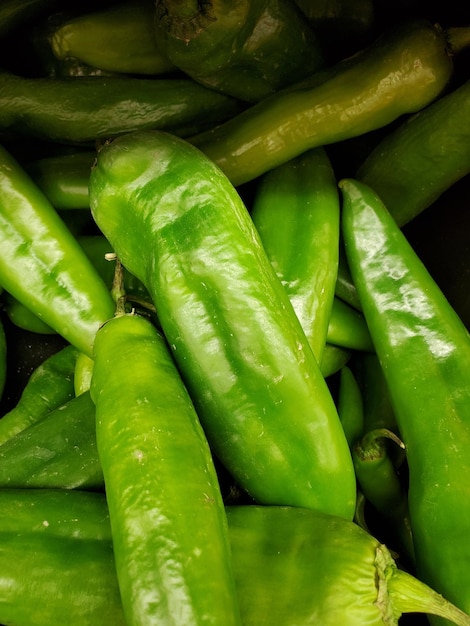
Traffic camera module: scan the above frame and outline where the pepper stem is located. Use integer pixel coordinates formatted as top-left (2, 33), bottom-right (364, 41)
top-left (446, 26), bottom-right (470, 55)
top-left (388, 565), bottom-right (470, 625)
top-left (155, 0), bottom-right (217, 42)
top-left (108, 253), bottom-right (127, 316)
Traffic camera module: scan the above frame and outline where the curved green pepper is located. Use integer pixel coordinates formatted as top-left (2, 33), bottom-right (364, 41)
top-left (0, 390), bottom-right (102, 491)
top-left (337, 364), bottom-right (364, 448)
top-left (0, 343), bottom-right (77, 445)
top-left (328, 296), bottom-right (373, 351)
top-left (191, 19), bottom-right (464, 187)
top-left (352, 427), bottom-right (415, 568)
top-left (0, 71), bottom-right (245, 145)
top-left (46, 0), bottom-right (176, 76)
top-left (90, 311), bottom-right (241, 626)
top-left (340, 177), bottom-right (470, 619)
top-left (2, 291), bottom-right (57, 334)
top-left (0, 143), bottom-right (115, 357)
top-left (320, 342), bottom-right (351, 377)
top-left (89, 129), bottom-right (356, 519)
top-left (1, 489), bottom-right (469, 626)
top-left (154, 0), bottom-right (324, 102)
top-left (250, 147), bottom-right (340, 363)
top-left (357, 78), bottom-right (470, 227)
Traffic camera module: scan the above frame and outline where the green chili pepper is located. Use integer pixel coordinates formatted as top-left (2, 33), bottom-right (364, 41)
top-left (191, 19), bottom-right (466, 187)
top-left (154, 0), bottom-right (324, 103)
top-left (0, 143), bottom-right (115, 357)
top-left (357, 78), bottom-right (470, 227)
top-left (25, 150), bottom-right (94, 210)
top-left (0, 71), bottom-right (245, 145)
top-left (0, 390), bottom-right (102, 491)
top-left (352, 351), bottom-right (398, 433)
top-left (90, 310), bottom-right (242, 626)
top-left (352, 427), bottom-right (415, 569)
top-left (250, 147), bottom-right (340, 363)
top-left (44, 0), bottom-right (176, 77)
top-left (2, 291), bottom-right (56, 334)
top-left (340, 177), bottom-right (470, 620)
top-left (0, 344), bottom-right (77, 446)
top-left (89, 129), bottom-right (356, 519)
top-left (0, 488), bottom-right (125, 626)
top-left (320, 343), bottom-right (351, 378)
top-left (328, 296), bottom-right (373, 351)
top-left (337, 364), bottom-right (364, 448)
top-left (2, 489), bottom-right (470, 626)
top-left (227, 505), bottom-right (470, 626)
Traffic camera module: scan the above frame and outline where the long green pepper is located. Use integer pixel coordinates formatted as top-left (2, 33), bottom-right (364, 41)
top-left (341, 178), bottom-right (470, 623)
top-left (89, 130), bottom-right (356, 520)
top-left (90, 311), bottom-right (241, 626)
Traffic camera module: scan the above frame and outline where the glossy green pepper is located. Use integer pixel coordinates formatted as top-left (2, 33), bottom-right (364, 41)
top-left (154, 0), bottom-right (324, 102)
top-left (250, 147), bottom-right (340, 364)
top-left (0, 143), bottom-right (115, 357)
top-left (90, 310), bottom-right (241, 626)
top-left (89, 129), bottom-right (356, 519)
top-left (1, 489), bottom-right (470, 626)
top-left (341, 177), bottom-right (470, 621)
top-left (191, 19), bottom-right (466, 187)
top-left (0, 71), bottom-right (244, 145)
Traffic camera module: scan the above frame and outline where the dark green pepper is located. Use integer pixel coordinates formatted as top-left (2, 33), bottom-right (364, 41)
top-left (0, 390), bottom-right (102, 491)
top-left (154, 0), bottom-right (324, 102)
top-left (0, 143), bottom-right (115, 357)
top-left (341, 177), bottom-right (470, 620)
top-left (352, 427), bottom-right (415, 568)
top-left (0, 343), bottom-right (77, 445)
top-left (0, 71), bottom-right (245, 145)
top-left (191, 19), bottom-right (466, 187)
top-left (337, 364), bottom-right (364, 448)
top-left (44, 0), bottom-right (176, 76)
top-left (90, 310), bottom-right (242, 626)
top-left (89, 129), bottom-right (356, 519)
top-left (357, 78), bottom-right (470, 227)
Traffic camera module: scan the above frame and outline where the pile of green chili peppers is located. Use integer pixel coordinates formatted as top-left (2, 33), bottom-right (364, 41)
top-left (0, 0), bottom-right (469, 625)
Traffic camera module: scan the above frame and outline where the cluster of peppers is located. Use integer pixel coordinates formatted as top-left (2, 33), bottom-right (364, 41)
top-left (0, 0), bottom-right (469, 624)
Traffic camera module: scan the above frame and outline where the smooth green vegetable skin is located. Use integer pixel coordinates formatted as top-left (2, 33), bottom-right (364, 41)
top-left (49, 1), bottom-right (176, 76)
top-left (0, 390), bottom-right (102, 490)
top-left (251, 147), bottom-right (339, 364)
top-left (154, 0), bottom-right (324, 102)
top-left (227, 505), bottom-right (470, 626)
top-left (357, 78), bottom-right (470, 227)
top-left (337, 365), bottom-right (364, 448)
top-left (0, 72), bottom-right (244, 145)
top-left (90, 313), bottom-right (241, 626)
top-left (191, 19), bottom-right (455, 187)
top-left (89, 130), bottom-right (356, 520)
top-left (0, 144), bottom-right (115, 357)
top-left (340, 178), bottom-right (470, 622)
top-left (0, 488), bottom-right (125, 626)
top-left (0, 344), bottom-right (77, 445)
top-left (2, 491), bottom-right (470, 626)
